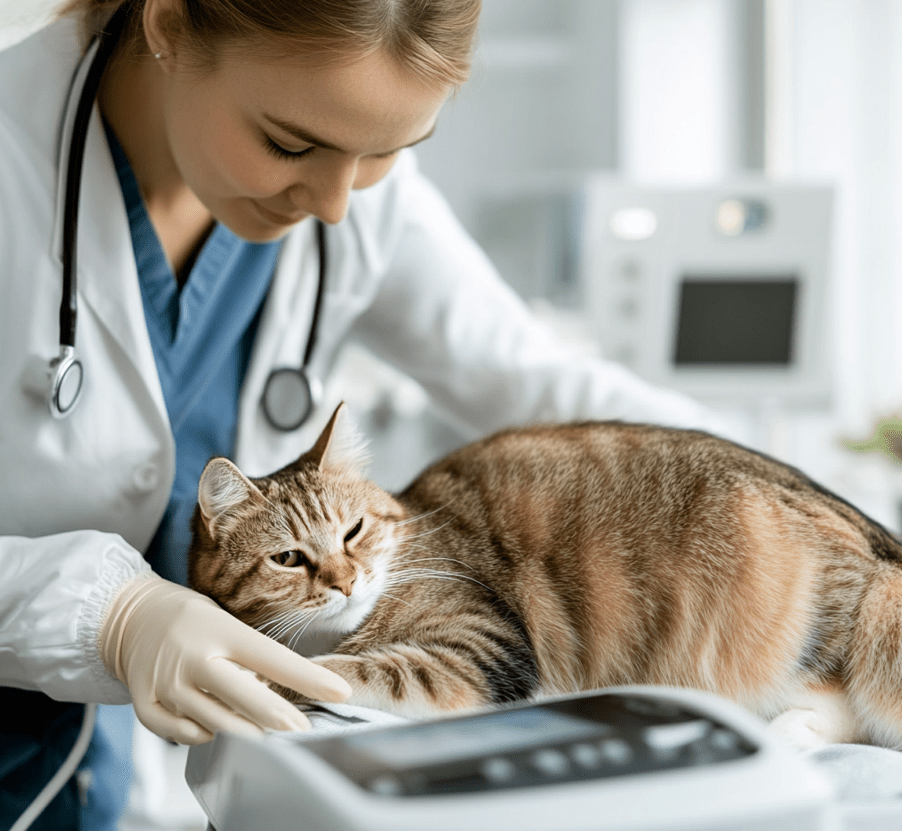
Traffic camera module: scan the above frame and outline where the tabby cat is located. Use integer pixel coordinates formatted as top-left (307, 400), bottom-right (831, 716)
top-left (188, 403), bottom-right (902, 749)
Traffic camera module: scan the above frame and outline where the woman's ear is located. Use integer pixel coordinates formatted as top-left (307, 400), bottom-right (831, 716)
top-left (142, 0), bottom-right (182, 70)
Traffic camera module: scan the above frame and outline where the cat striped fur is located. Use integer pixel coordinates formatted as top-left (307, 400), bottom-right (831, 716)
top-left (188, 404), bottom-right (902, 747)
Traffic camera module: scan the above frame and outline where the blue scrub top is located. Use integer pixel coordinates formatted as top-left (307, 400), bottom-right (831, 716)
top-left (106, 124), bottom-right (280, 585)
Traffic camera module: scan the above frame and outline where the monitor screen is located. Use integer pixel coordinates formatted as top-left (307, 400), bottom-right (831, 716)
top-left (673, 276), bottom-right (798, 366)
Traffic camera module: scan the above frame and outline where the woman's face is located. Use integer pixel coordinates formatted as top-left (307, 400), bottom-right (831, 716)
top-left (158, 44), bottom-right (450, 242)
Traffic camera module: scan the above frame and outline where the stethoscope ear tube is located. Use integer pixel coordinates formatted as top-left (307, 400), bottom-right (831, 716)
top-left (51, 5), bottom-right (129, 417)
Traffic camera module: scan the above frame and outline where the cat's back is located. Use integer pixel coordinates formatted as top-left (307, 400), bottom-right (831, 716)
top-left (400, 420), bottom-right (759, 514)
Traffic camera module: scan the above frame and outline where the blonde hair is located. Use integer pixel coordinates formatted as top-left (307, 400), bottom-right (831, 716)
top-left (61, 0), bottom-right (481, 87)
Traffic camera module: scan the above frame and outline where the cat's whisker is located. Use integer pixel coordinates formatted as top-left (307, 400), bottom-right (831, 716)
top-left (258, 610), bottom-right (299, 638)
top-left (399, 519), bottom-right (455, 542)
top-left (383, 567), bottom-right (493, 592)
top-left (288, 609), bottom-right (325, 651)
top-left (373, 590), bottom-right (414, 609)
top-left (271, 609), bottom-right (315, 647)
top-left (260, 607), bottom-right (320, 642)
top-left (394, 505), bottom-right (449, 527)
top-left (400, 556), bottom-right (480, 572)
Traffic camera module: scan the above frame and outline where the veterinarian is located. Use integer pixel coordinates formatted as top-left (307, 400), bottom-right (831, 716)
top-left (0, 0), bottom-right (725, 827)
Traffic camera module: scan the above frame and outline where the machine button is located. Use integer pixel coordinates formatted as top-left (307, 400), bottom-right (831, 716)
top-left (709, 728), bottom-right (740, 752)
top-left (367, 775), bottom-right (403, 796)
top-left (570, 743), bottom-right (602, 769)
top-left (644, 720), bottom-right (710, 761)
top-left (480, 757), bottom-right (517, 783)
top-left (597, 738), bottom-right (633, 765)
top-left (530, 749), bottom-right (570, 777)
top-left (132, 462), bottom-right (160, 492)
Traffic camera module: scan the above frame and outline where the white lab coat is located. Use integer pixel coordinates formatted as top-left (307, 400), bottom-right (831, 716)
top-left (0, 18), bottom-right (723, 705)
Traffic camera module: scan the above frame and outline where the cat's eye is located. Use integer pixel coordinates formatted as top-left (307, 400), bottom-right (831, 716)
top-left (344, 518), bottom-right (364, 543)
top-left (272, 550), bottom-right (308, 568)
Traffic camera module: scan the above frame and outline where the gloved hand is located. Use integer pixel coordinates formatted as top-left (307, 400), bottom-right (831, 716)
top-left (99, 573), bottom-right (352, 744)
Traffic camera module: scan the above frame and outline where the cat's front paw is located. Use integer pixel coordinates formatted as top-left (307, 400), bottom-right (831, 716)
top-left (769, 704), bottom-right (865, 749)
top-left (769, 708), bottom-right (836, 750)
top-left (769, 688), bottom-right (865, 749)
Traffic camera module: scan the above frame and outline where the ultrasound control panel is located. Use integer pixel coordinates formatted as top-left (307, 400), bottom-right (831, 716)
top-left (305, 693), bottom-right (757, 798)
top-left (186, 687), bottom-right (833, 831)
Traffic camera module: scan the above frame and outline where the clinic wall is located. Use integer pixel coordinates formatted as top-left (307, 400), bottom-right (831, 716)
top-left (771, 0), bottom-right (902, 524)
top-left (786, 0), bottom-right (902, 427)
top-left (0, 0), bottom-right (55, 49)
top-left (616, 0), bottom-right (902, 527)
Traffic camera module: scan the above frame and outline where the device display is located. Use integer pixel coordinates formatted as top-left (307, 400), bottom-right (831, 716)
top-left (673, 276), bottom-right (798, 366)
top-left (302, 692), bottom-right (757, 798)
top-left (345, 707), bottom-right (599, 768)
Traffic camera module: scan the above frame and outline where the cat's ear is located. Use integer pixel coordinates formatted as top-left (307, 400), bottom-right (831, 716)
top-left (197, 457), bottom-right (265, 536)
top-left (308, 402), bottom-right (370, 477)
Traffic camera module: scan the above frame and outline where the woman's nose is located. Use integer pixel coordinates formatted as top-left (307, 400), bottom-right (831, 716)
top-left (290, 156), bottom-right (358, 225)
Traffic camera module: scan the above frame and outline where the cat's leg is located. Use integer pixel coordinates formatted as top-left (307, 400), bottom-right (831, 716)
top-left (845, 563), bottom-right (902, 748)
top-left (768, 685), bottom-right (865, 750)
top-left (306, 646), bottom-right (496, 718)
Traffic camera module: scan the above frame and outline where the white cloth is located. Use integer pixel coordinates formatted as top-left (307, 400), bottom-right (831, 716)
top-left (0, 18), bottom-right (723, 705)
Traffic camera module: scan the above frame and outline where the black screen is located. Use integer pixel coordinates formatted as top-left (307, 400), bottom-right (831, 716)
top-left (673, 277), bottom-right (797, 366)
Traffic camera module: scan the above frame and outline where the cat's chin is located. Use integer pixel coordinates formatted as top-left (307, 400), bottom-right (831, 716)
top-left (329, 591), bottom-right (380, 631)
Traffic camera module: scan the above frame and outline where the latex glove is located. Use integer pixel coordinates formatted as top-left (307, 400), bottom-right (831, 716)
top-left (99, 573), bottom-right (352, 744)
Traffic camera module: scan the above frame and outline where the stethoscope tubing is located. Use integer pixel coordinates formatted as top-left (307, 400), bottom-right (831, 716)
top-left (52, 3), bottom-right (326, 430)
top-left (60, 4), bottom-right (129, 349)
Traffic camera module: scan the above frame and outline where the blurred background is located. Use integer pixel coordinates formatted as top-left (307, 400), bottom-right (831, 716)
top-left (347, 0), bottom-right (902, 540)
top-left (4, 0), bottom-right (902, 827)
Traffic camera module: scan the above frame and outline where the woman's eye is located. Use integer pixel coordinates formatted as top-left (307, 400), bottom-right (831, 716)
top-left (344, 519), bottom-right (364, 543)
top-left (272, 550), bottom-right (308, 568)
top-left (264, 136), bottom-right (314, 161)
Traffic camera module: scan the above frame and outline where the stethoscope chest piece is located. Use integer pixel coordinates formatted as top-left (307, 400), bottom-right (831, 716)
top-left (49, 345), bottom-right (84, 419)
top-left (261, 367), bottom-right (324, 432)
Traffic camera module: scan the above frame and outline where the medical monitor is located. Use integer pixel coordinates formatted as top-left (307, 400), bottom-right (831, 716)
top-left (581, 181), bottom-right (834, 405)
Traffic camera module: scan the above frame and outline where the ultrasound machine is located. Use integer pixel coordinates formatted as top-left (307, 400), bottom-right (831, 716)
top-left (187, 686), bottom-right (835, 831)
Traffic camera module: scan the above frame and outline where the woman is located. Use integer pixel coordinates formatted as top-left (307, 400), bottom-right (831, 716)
top-left (0, 0), bottom-right (721, 827)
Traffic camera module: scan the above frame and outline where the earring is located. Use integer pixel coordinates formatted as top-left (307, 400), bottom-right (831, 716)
top-left (154, 51), bottom-right (163, 59)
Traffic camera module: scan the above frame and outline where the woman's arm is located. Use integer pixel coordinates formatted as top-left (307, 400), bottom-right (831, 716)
top-left (0, 531), bottom-right (146, 703)
top-left (351, 156), bottom-right (725, 437)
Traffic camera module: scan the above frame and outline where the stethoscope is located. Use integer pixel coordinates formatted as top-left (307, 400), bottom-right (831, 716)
top-left (50, 4), bottom-right (326, 431)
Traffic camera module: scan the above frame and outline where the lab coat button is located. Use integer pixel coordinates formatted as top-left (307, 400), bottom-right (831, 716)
top-left (132, 463), bottom-right (160, 492)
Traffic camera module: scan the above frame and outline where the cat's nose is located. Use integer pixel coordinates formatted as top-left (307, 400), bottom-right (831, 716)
top-left (331, 575), bottom-right (356, 596)
top-left (323, 559), bottom-right (356, 596)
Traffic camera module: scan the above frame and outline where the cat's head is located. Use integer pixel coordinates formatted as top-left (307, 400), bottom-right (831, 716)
top-left (187, 403), bottom-right (405, 648)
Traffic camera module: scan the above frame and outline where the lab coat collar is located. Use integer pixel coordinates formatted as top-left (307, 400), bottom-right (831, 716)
top-left (76, 108), bottom-right (167, 425)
